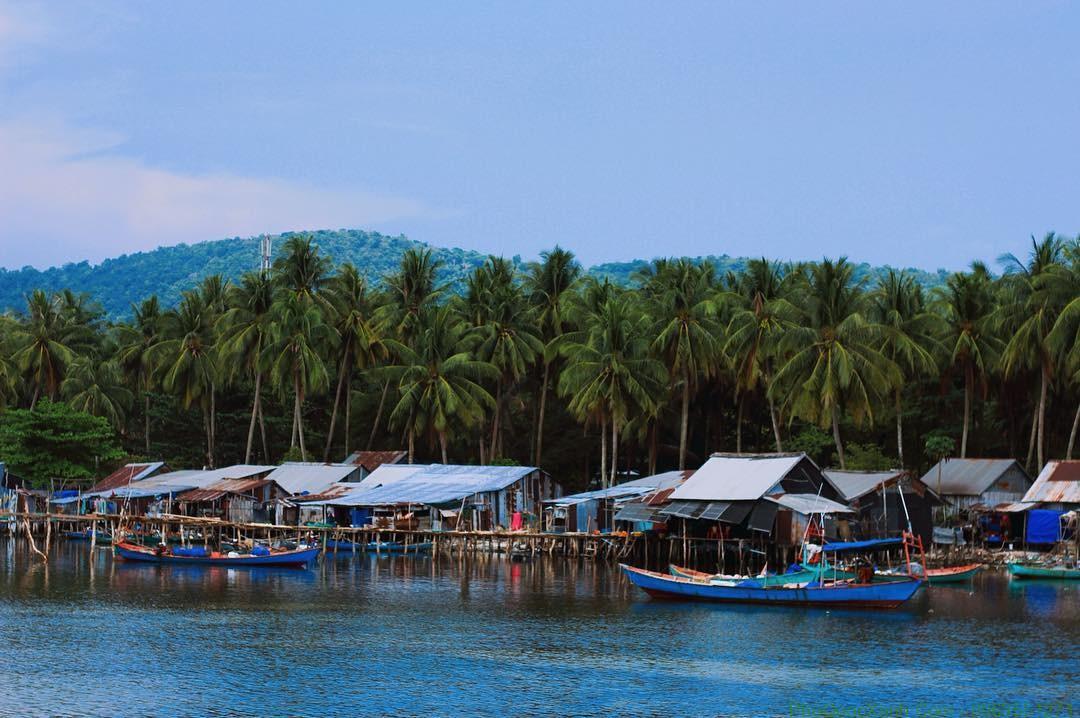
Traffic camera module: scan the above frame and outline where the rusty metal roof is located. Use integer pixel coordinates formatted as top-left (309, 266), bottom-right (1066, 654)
top-left (175, 478), bottom-right (273, 503)
top-left (918, 458), bottom-right (1027, 496)
top-left (344, 450), bottom-right (407, 472)
top-left (89, 462), bottom-right (166, 493)
top-left (1022, 461), bottom-right (1080, 505)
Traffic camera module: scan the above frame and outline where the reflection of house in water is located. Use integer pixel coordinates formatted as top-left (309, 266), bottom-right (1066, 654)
top-left (825, 469), bottom-right (942, 545)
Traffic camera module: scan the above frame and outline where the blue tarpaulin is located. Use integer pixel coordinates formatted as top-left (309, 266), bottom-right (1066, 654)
top-left (1025, 509), bottom-right (1063, 544)
top-left (821, 537), bottom-right (903, 553)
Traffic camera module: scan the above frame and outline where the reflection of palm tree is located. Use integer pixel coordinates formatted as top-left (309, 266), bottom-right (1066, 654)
top-left (772, 259), bottom-right (899, 469)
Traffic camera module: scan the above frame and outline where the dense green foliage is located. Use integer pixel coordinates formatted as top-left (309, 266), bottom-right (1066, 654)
top-left (0, 232), bottom-right (1077, 493)
top-left (0, 400), bottom-right (124, 487)
top-left (0, 229), bottom-right (951, 320)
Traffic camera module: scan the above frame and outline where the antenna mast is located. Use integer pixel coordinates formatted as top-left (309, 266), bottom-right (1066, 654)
top-left (260, 234), bottom-right (272, 277)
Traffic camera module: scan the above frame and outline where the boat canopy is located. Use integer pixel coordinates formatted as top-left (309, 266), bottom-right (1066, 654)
top-left (821, 537), bottom-right (903, 553)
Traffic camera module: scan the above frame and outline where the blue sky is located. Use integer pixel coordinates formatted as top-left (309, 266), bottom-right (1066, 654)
top-left (1, 2), bottom-right (1078, 270)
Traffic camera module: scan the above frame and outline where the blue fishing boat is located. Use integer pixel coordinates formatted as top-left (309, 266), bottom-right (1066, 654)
top-left (621, 564), bottom-right (922, 608)
top-left (114, 540), bottom-right (320, 567)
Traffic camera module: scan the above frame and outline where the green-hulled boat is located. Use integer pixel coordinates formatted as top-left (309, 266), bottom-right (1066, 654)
top-left (1007, 562), bottom-right (1080, 580)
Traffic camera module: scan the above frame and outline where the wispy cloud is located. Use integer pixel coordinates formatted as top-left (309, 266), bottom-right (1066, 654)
top-left (0, 120), bottom-right (429, 269)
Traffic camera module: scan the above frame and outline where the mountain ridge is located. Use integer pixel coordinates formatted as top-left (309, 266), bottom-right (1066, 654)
top-left (0, 229), bottom-right (951, 319)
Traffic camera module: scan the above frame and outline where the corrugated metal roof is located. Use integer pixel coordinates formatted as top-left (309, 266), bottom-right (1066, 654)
top-left (265, 463), bottom-right (362, 496)
top-left (1023, 461), bottom-right (1080, 504)
top-left (824, 470), bottom-right (905, 501)
top-left (670, 454), bottom-right (810, 501)
top-left (89, 462), bottom-right (166, 493)
top-left (306, 464), bottom-right (541, 507)
top-left (766, 493), bottom-right (854, 515)
top-left (87, 465), bottom-right (274, 499)
top-left (176, 478), bottom-right (273, 503)
top-left (354, 463), bottom-right (424, 490)
top-left (918, 459), bottom-right (1026, 496)
top-left (290, 482), bottom-right (366, 503)
top-left (344, 450), bottom-right (407, 472)
top-left (545, 470), bottom-right (690, 506)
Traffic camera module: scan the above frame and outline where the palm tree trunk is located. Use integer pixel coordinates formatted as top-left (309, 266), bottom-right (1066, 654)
top-left (439, 430), bottom-right (448, 464)
top-left (736, 394), bottom-right (744, 454)
top-left (678, 376), bottom-right (690, 470)
top-left (294, 371), bottom-right (306, 461)
top-left (1067, 399), bottom-right (1080, 460)
top-left (894, 389), bottom-right (904, 468)
top-left (1025, 405), bottom-right (1038, 473)
top-left (209, 382), bottom-right (216, 467)
top-left (610, 418), bottom-right (619, 487)
top-left (831, 407), bottom-right (846, 470)
top-left (144, 388), bottom-right (151, 455)
top-left (408, 429), bottom-right (415, 464)
top-left (323, 349), bottom-right (350, 462)
top-left (961, 365), bottom-right (972, 458)
top-left (599, 415), bottom-right (607, 488)
top-left (203, 407), bottom-right (213, 468)
top-left (490, 380), bottom-right (502, 461)
top-left (768, 394), bottom-right (782, 453)
top-left (648, 421), bottom-right (658, 477)
top-left (367, 380), bottom-right (390, 450)
top-left (1036, 367), bottom-right (1048, 471)
top-left (258, 402), bottom-right (269, 463)
top-left (30, 385), bottom-right (39, 410)
top-left (344, 377), bottom-right (352, 458)
top-left (245, 371), bottom-right (262, 464)
top-left (536, 361), bottom-right (551, 468)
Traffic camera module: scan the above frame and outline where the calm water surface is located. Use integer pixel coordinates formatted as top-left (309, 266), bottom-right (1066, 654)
top-left (0, 539), bottom-right (1076, 717)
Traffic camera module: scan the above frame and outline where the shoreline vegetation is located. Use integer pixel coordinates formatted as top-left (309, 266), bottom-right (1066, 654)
top-left (0, 233), bottom-right (1078, 492)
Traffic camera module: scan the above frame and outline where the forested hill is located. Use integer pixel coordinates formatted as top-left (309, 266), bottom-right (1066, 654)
top-left (0, 228), bottom-right (950, 318)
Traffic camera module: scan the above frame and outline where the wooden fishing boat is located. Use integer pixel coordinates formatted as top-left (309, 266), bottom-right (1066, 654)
top-left (669, 563), bottom-right (858, 586)
top-left (925, 564), bottom-right (982, 583)
top-left (1007, 562), bottom-right (1080, 580)
top-left (622, 564), bottom-right (922, 608)
top-left (113, 540), bottom-right (320, 567)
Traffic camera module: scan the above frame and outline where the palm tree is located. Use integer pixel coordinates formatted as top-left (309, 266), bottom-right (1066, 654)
top-left (1043, 236), bottom-right (1080, 458)
top-left (525, 246), bottom-right (582, 468)
top-left (12, 290), bottom-right (79, 407)
top-left (462, 257), bottom-right (544, 461)
top-left (724, 258), bottom-right (797, 453)
top-left (938, 262), bottom-right (1001, 458)
top-left (369, 248), bottom-right (445, 450)
top-left (640, 259), bottom-right (722, 470)
top-left (0, 316), bottom-right (17, 406)
top-left (265, 294), bottom-right (334, 461)
top-left (116, 296), bottom-right (163, 454)
top-left (62, 356), bottom-right (132, 431)
top-left (273, 235), bottom-right (331, 302)
top-left (384, 305), bottom-right (496, 463)
top-left (322, 264), bottom-right (387, 461)
top-left (869, 270), bottom-right (940, 467)
top-left (218, 273), bottom-right (276, 463)
top-left (155, 292), bottom-right (218, 466)
top-left (1000, 233), bottom-right (1066, 470)
top-left (558, 294), bottom-right (666, 486)
top-left (772, 258), bottom-right (899, 469)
